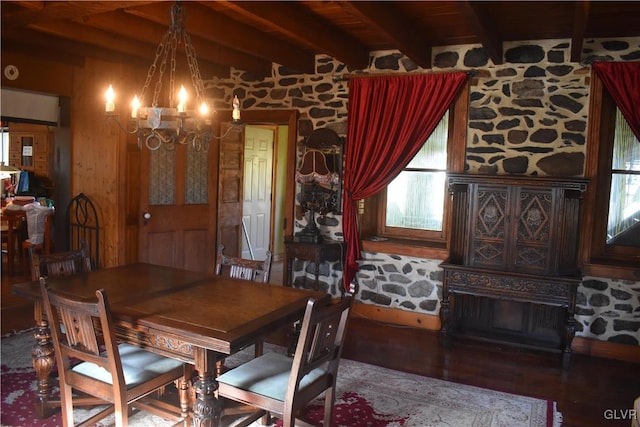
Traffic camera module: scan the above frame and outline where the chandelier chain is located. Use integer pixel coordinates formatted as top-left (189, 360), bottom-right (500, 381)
top-left (168, 28), bottom-right (178, 108)
top-left (105, 1), bottom-right (243, 152)
top-left (184, 32), bottom-right (205, 103)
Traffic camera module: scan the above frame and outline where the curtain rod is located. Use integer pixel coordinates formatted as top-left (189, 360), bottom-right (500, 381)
top-left (333, 69), bottom-right (477, 82)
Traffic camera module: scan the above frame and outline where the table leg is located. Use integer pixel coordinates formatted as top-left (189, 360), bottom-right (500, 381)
top-left (6, 220), bottom-right (14, 276)
top-left (31, 314), bottom-right (56, 418)
top-left (285, 256), bottom-right (293, 287)
top-left (313, 261), bottom-right (320, 290)
top-left (192, 348), bottom-right (222, 427)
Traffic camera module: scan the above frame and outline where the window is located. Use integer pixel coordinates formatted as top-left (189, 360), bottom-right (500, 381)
top-left (582, 73), bottom-right (640, 279)
top-left (359, 85), bottom-right (468, 259)
top-left (381, 111), bottom-right (448, 239)
top-left (607, 110), bottom-right (640, 246)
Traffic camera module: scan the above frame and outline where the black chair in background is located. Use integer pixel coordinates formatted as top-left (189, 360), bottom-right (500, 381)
top-left (66, 193), bottom-right (99, 269)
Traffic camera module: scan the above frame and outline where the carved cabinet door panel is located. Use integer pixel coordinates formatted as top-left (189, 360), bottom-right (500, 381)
top-left (512, 187), bottom-right (556, 274)
top-left (468, 184), bottom-right (509, 270)
top-left (467, 184), bottom-right (557, 275)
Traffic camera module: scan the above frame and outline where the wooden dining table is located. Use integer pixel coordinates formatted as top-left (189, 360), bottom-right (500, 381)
top-left (12, 262), bottom-right (326, 427)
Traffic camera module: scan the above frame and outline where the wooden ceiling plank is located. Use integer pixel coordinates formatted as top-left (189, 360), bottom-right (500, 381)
top-left (78, 10), bottom-right (271, 75)
top-left (457, 1), bottom-right (503, 66)
top-left (340, 1), bottom-right (432, 69)
top-left (571, 0), bottom-right (590, 63)
top-left (220, 1), bottom-right (370, 70)
top-left (25, 21), bottom-right (229, 78)
top-left (124, 2), bottom-right (314, 74)
top-left (2, 1), bottom-right (151, 28)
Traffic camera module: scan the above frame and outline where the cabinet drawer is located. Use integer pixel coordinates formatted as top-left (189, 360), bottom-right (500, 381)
top-left (8, 152), bottom-right (21, 164)
top-left (34, 161), bottom-right (49, 176)
top-left (34, 151), bottom-right (49, 162)
top-left (33, 137), bottom-right (49, 152)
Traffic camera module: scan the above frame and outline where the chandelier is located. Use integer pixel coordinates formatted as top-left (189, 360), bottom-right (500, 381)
top-left (105, 2), bottom-right (240, 151)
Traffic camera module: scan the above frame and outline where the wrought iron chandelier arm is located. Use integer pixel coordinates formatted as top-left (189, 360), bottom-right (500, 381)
top-left (105, 114), bottom-right (139, 135)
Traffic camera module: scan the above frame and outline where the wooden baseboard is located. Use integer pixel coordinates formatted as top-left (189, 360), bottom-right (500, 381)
top-left (352, 302), bottom-right (441, 330)
top-left (571, 336), bottom-right (640, 364)
top-left (352, 302), bottom-right (640, 364)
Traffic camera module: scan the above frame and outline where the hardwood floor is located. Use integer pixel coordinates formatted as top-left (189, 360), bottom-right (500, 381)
top-left (3, 259), bottom-right (638, 427)
top-left (337, 316), bottom-right (639, 427)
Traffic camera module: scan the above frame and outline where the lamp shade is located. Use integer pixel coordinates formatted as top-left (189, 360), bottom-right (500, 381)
top-left (295, 149), bottom-right (332, 184)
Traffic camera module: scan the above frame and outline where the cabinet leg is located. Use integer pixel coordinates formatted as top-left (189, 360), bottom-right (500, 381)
top-left (439, 292), bottom-right (451, 348)
top-left (562, 314), bottom-right (577, 369)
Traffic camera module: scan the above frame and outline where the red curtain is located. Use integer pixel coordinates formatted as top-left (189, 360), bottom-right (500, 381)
top-left (342, 73), bottom-right (468, 289)
top-left (592, 61), bottom-right (640, 141)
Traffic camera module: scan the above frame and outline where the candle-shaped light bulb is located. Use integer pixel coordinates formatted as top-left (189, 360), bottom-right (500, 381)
top-left (105, 85), bottom-right (115, 113)
top-left (199, 102), bottom-right (209, 116)
top-left (232, 95), bottom-right (241, 122)
top-left (131, 96), bottom-right (140, 119)
top-left (177, 86), bottom-right (187, 113)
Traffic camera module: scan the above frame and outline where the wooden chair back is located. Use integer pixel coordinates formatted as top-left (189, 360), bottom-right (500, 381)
top-left (39, 277), bottom-right (186, 427)
top-left (284, 294), bottom-right (352, 423)
top-left (30, 241), bottom-right (92, 281)
top-left (40, 278), bottom-right (124, 406)
top-left (215, 244), bottom-right (272, 283)
top-left (217, 294), bottom-right (353, 427)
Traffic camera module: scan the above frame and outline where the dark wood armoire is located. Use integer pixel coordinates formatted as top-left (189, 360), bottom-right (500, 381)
top-left (440, 174), bottom-right (588, 368)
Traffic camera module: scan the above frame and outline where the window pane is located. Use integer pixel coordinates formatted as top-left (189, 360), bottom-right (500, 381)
top-left (149, 148), bottom-right (176, 205)
top-left (607, 110), bottom-right (640, 246)
top-left (386, 171), bottom-right (446, 231)
top-left (406, 111), bottom-right (448, 169)
top-left (611, 110), bottom-right (640, 171)
top-left (185, 145), bottom-right (208, 205)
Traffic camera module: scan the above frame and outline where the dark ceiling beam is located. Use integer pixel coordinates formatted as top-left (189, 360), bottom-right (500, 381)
top-left (457, 1), bottom-right (503, 65)
top-left (78, 10), bottom-right (271, 76)
top-left (24, 20), bottom-right (229, 78)
top-left (218, 1), bottom-right (370, 70)
top-left (125, 2), bottom-right (315, 74)
top-left (2, 1), bottom-right (151, 28)
top-left (571, 1), bottom-right (590, 63)
top-left (1, 30), bottom-right (86, 68)
top-left (340, 1), bottom-right (431, 69)
top-left (0, 27), bottom-right (162, 71)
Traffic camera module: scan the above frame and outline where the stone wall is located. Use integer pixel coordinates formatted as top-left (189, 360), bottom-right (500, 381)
top-left (206, 37), bottom-right (640, 346)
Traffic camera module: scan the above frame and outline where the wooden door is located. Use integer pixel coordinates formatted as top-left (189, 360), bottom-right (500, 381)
top-left (217, 122), bottom-right (245, 257)
top-left (138, 142), bottom-right (216, 273)
top-left (242, 126), bottom-right (274, 260)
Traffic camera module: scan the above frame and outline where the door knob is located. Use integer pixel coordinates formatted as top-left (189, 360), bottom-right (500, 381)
top-left (143, 212), bottom-right (152, 220)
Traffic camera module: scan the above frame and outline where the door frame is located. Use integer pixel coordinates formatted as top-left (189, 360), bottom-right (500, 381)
top-left (214, 109), bottom-right (298, 260)
top-left (128, 109), bottom-right (298, 270)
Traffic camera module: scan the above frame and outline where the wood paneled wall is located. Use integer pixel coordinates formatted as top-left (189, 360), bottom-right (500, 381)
top-left (2, 52), bottom-right (146, 268)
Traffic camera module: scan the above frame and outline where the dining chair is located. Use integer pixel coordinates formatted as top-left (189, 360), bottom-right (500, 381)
top-left (215, 243), bottom-right (273, 284)
top-left (29, 241), bottom-right (92, 282)
top-left (215, 243), bottom-right (273, 369)
top-left (217, 293), bottom-right (353, 427)
top-left (39, 277), bottom-right (188, 427)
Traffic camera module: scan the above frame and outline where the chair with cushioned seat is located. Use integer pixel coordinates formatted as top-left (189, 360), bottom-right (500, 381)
top-left (40, 277), bottom-right (188, 427)
top-left (215, 243), bottom-right (273, 374)
top-left (217, 293), bottom-right (353, 427)
top-left (215, 243), bottom-right (273, 284)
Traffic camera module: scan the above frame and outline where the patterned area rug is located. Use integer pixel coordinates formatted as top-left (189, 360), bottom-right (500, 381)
top-left (1, 329), bottom-right (562, 427)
